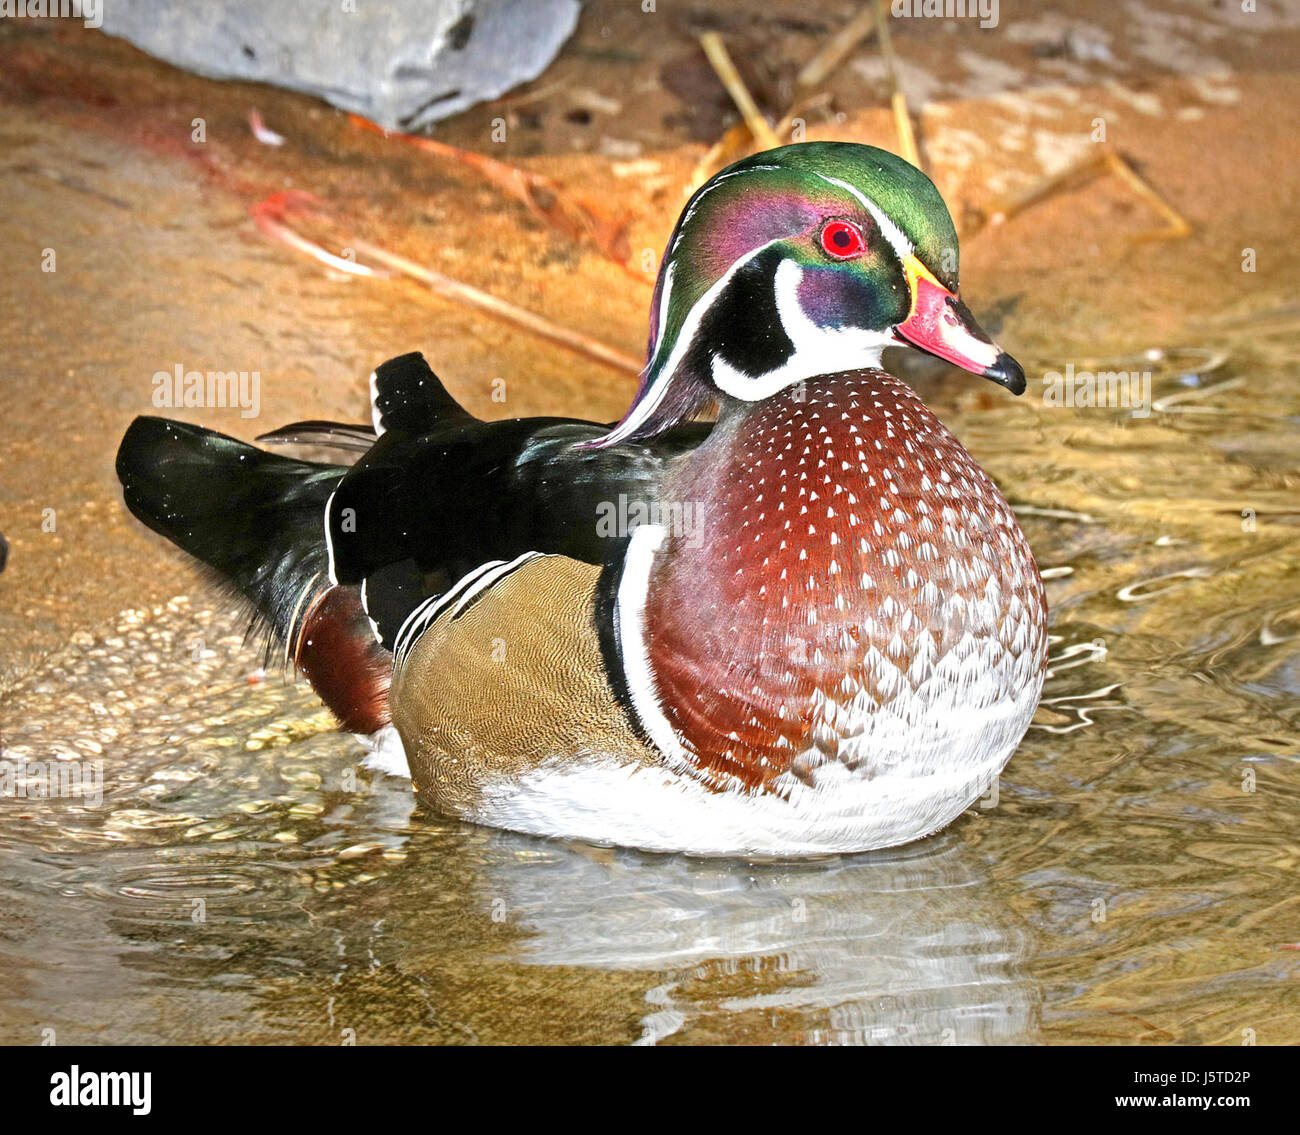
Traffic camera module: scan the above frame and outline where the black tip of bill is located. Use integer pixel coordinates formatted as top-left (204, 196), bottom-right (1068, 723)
top-left (985, 352), bottom-right (1026, 396)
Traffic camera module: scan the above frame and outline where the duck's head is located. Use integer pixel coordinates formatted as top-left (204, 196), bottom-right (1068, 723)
top-left (593, 141), bottom-right (1023, 446)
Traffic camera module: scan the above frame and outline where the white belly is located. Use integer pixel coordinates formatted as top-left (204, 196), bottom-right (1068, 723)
top-left (466, 673), bottom-right (1042, 857)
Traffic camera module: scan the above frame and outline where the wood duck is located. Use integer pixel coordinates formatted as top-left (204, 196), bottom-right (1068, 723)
top-left (117, 142), bottom-right (1048, 857)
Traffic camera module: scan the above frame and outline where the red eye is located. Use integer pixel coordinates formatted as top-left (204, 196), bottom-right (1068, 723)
top-left (820, 220), bottom-right (867, 260)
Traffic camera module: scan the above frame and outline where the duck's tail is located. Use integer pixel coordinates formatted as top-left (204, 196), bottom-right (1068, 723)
top-left (116, 416), bottom-right (391, 734)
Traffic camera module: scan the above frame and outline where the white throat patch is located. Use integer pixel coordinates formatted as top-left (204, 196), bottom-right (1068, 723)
top-left (710, 259), bottom-right (891, 401)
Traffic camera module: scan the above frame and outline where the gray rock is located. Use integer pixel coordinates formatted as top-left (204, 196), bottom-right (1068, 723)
top-left (101, 0), bottom-right (580, 130)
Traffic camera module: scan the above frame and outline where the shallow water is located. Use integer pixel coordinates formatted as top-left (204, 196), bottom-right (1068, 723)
top-left (2, 323), bottom-right (1297, 1046)
top-left (3, 3), bottom-right (1299, 1047)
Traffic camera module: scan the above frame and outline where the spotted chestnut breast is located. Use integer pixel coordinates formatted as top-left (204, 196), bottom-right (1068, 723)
top-left (639, 369), bottom-right (1048, 794)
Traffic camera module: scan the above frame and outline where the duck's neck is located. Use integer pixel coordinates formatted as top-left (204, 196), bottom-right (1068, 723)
top-left (615, 368), bottom-right (1045, 791)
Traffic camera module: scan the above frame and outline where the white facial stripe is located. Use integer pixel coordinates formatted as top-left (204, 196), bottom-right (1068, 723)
top-left (599, 238), bottom-right (783, 446)
top-left (814, 173), bottom-right (915, 269)
top-left (595, 366), bottom-right (668, 448)
top-left (650, 239), bottom-right (779, 389)
top-left (673, 163), bottom-right (781, 246)
top-left (711, 260), bottom-right (891, 401)
top-left (646, 258), bottom-right (675, 373)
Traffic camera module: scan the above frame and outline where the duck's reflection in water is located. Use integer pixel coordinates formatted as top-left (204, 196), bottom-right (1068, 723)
top-left (462, 821), bottom-right (1038, 1045)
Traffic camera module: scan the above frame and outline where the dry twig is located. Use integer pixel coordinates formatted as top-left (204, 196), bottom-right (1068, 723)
top-left (699, 32), bottom-right (781, 150)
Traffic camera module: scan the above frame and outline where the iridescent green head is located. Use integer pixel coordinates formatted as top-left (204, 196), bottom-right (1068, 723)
top-left (593, 141), bottom-right (1022, 446)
